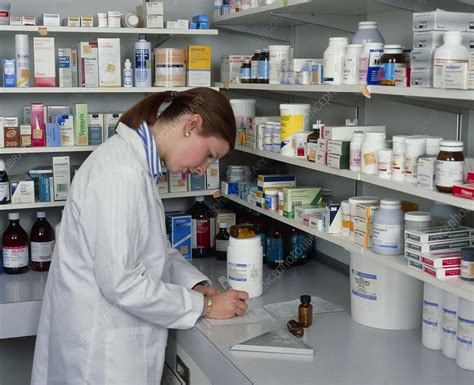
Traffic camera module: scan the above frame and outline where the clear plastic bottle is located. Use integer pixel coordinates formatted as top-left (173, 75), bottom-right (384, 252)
top-left (323, 37), bottom-right (349, 85)
top-left (372, 199), bottom-right (404, 256)
top-left (134, 34), bottom-right (152, 88)
top-left (352, 21), bottom-right (385, 45)
top-left (123, 59), bottom-right (133, 87)
top-left (0, 159), bottom-right (11, 204)
top-left (30, 211), bottom-right (55, 272)
top-left (2, 212), bottom-right (29, 274)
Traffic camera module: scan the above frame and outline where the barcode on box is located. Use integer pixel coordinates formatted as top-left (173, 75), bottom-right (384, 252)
top-left (57, 184), bottom-right (68, 192)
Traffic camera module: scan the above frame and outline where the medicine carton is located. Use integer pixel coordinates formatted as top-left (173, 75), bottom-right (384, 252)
top-left (188, 173), bottom-right (206, 191)
top-left (20, 124), bottom-right (31, 147)
top-left (405, 226), bottom-right (473, 243)
top-left (215, 210), bottom-right (236, 234)
top-left (98, 38), bottom-right (121, 87)
top-left (327, 153), bottom-right (349, 169)
top-left (421, 251), bottom-right (462, 268)
top-left (78, 41), bottom-right (98, 87)
top-left (46, 123), bottom-right (60, 147)
top-left (144, 15), bottom-right (164, 28)
top-left (31, 103), bottom-right (45, 147)
top-left (354, 229), bottom-right (372, 248)
top-left (158, 164), bottom-right (168, 194)
top-left (406, 257), bottom-right (424, 272)
top-left (283, 187), bottom-right (322, 218)
top-left (355, 202), bottom-right (380, 220)
top-left (417, 156), bottom-right (436, 188)
top-left (327, 140), bottom-right (350, 156)
top-left (423, 264), bottom-right (461, 279)
top-left (412, 10), bottom-right (471, 32)
top-left (166, 21), bottom-right (178, 29)
top-left (405, 238), bottom-right (474, 253)
top-left (65, 16), bottom-right (80, 27)
top-left (413, 31), bottom-right (474, 50)
top-left (88, 113), bottom-right (103, 145)
top-left (2, 58), bottom-right (16, 87)
top-left (144, 1), bottom-right (164, 15)
top-left (22, 16), bottom-right (36, 26)
top-left (58, 48), bottom-right (73, 87)
top-left (42, 13), bottom-right (60, 27)
top-left (206, 161), bottom-right (219, 189)
top-left (166, 213), bottom-right (192, 260)
top-left (47, 105), bottom-right (72, 123)
top-left (257, 175), bottom-right (296, 191)
top-left (71, 49), bottom-right (78, 87)
top-left (9, 17), bottom-right (22, 26)
top-left (74, 104), bottom-right (89, 146)
top-left (322, 125), bottom-right (386, 141)
top-left (34, 37), bottom-right (56, 87)
top-left (294, 205), bottom-right (323, 221)
top-left (353, 216), bottom-right (370, 234)
top-left (3, 117), bottom-right (19, 148)
top-left (55, 114), bottom-right (74, 146)
top-left (411, 49), bottom-right (437, 68)
top-left (187, 45), bottom-right (211, 87)
top-left (10, 176), bottom-right (35, 204)
top-left (81, 16), bottom-right (94, 27)
top-left (104, 113), bottom-right (121, 139)
top-left (169, 172), bottom-right (188, 193)
top-left (53, 156), bottom-right (71, 201)
top-left (324, 203), bottom-right (342, 234)
top-left (410, 68), bottom-right (433, 88)
top-left (177, 19), bottom-right (189, 29)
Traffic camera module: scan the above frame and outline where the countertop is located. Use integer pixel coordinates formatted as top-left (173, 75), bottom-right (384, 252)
top-left (188, 258), bottom-right (473, 385)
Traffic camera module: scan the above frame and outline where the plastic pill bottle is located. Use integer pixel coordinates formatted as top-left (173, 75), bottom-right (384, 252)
top-left (404, 136), bottom-right (426, 183)
top-left (343, 44), bottom-right (364, 85)
top-left (323, 37), bottom-right (348, 85)
top-left (372, 199), bottom-right (404, 256)
top-left (350, 133), bottom-right (365, 172)
top-left (404, 211), bottom-right (431, 231)
top-left (361, 132), bottom-right (386, 175)
top-left (377, 149), bottom-right (393, 179)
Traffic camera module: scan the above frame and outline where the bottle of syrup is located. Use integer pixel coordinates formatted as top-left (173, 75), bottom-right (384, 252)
top-left (188, 196), bottom-right (215, 258)
top-left (215, 223), bottom-right (230, 261)
top-left (2, 212), bottom-right (29, 274)
top-left (30, 211), bottom-right (55, 271)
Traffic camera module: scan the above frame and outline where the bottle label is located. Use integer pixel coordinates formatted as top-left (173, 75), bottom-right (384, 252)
top-left (363, 152), bottom-right (377, 167)
top-left (251, 60), bottom-right (259, 79)
top-left (323, 52), bottom-right (344, 83)
top-left (372, 223), bottom-right (404, 252)
top-left (403, 155), bottom-right (419, 182)
top-left (123, 69), bottom-right (133, 86)
top-left (343, 57), bottom-right (359, 84)
top-left (350, 149), bottom-right (361, 169)
top-left (31, 241), bottom-right (55, 263)
top-left (423, 299), bottom-right (440, 331)
top-left (442, 307), bottom-right (457, 343)
top-left (456, 315), bottom-right (474, 350)
top-left (3, 246), bottom-right (29, 268)
top-left (216, 239), bottom-right (228, 253)
top-left (435, 160), bottom-right (464, 188)
top-left (240, 67), bottom-right (251, 81)
top-left (193, 218), bottom-right (211, 249)
top-left (258, 60), bottom-right (269, 80)
top-left (307, 142), bottom-right (318, 162)
top-left (0, 181), bottom-right (10, 203)
top-left (351, 268), bottom-right (377, 301)
top-left (135, 48), bottom-right (151, 82)
top-left (266, 237), bottom-right (283, 263)
top-left (461, 260), bottom-right (474, 278)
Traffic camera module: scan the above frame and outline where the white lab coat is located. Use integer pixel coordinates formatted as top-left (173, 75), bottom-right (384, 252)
top-left (31, 123), bottom-right (209, 385)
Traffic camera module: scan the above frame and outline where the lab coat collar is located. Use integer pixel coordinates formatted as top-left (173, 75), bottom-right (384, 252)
top-left (115, 122), bottom-right (151, 174)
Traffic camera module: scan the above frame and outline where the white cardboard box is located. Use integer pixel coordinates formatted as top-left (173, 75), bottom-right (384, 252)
top-left (78, 41), bottom-right (98, 87)
top-left (206, 161), bottom-right (220, 189)
top-left (58, 48), bottom-right (73, 88)
top-left (53, 156), bottom-right (71, 201)
top-left (169, 172), bottom-right (188, 193)
top-left (411, 67), bottom-right (433, 88)
top-left (412, 10), bottom-right (472, 32)
top-left (413, 31), bottom-right (474, 50)
top-left (34, 37), bottom-right (56, 87)
top-left (98, 38), bottom-right (121, 87)
top-left (42, 14), bottom-right (61, 27)
top-left (11, 179), bottom-right (35, 204)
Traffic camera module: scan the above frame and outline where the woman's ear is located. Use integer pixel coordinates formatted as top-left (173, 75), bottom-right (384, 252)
top-left (186, 114), bottom-right (203, 133)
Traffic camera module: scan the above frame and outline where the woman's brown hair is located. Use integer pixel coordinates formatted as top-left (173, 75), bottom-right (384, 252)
top-left (119, 87), bottom-right (236, 149)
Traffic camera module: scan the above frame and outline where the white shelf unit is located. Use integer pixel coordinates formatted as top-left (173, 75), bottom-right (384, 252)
top-left (0, 146), bottom-right (98, 154)
top-left (235, 145), bottom-right (474, 210)
top-left (224, 193), bottom-right (474, 302)
top-left (0, 86), bottom-right (219, 94)
top-left (0, 25), bottom-right (218, 35)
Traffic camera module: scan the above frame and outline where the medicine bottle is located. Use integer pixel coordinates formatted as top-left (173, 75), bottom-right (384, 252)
top-left (435, 141), bottom-right (464, 193)
top-left (323, 37), bottom-right (349, 85)
top-left (250, 49), bottom-right (261, 84)
top-left (371, 199), bottom-right (404, 256)
top-left (2, 212), bottom-right (29, 274)
top-left (240, 60), bottom-right (251, 83)
top-left (349, 133), bottom-right (365, 172)
top-left (306, 122), bottom-right (321, 162)
top-left (360, 132), bottom-right (386, 175)
top-left (30, 211), bottom-right (55, 271)
top-left (215, 223), bottom-right (230, 261)
top-left (123, 59), bottom-right (133, 87)
top-left (391, 135), bottom-right (407, 181)
top-left (461, 247), bottom-right (474, 282)
top-left (298, 295), bottom-right (313, 327)
top-left (378, 45), bottom-right (407, 86)
top-left (352, 21), bottom-right (384, 45)
top-left (266, 222), bottom-right (285, 269)
top-left (404, 211), bottom-right (431, 231)
top-left (0, 159), bottom-right (11, 204)
top-left (258, 48), bottom-right (270, 84)
top-left (343, 44), bottom-right (364, 85)
top-left (188, 196), bottom-right (215, 258)
top-left (403, 136), bottom-right (426, 184)
top-left (264, 190), bottom-right (278, 211)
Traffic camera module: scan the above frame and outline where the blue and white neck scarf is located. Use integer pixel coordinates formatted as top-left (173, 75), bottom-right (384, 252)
top-left (136, 121), bottom-right (162, 183)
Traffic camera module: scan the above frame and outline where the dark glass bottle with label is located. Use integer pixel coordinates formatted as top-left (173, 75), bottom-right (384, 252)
top-left (266, 222), bottom-right (285, 269)
top-left (2, 212), bottom-right (29, 274)
top-left (0, 159), bottom-right (11, 204)
top-left (306, 124), bottom-right (321, 162)
top-left (30, 211), bottom-right (55, 271)
top-left (188, 196), bottom-right (215, 258)
top-left (240, 60), bottom-right (251, 83)
top-left (250, 50), bottom-right (261, 83)
top-left (258, 49), bottom-right (270, 84)
top-left (215, 223), bottom-right (230, 261)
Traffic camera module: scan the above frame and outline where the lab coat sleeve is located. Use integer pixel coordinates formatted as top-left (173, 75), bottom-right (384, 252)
top-left (166, 242), bottom-right (211, 289)
top-left (80, 167), bottom-right (205, 330)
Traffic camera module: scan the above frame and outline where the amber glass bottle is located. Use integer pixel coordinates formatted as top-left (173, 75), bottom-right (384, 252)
top-left (2, 212), bottom-right (29, 274)
top-left (30, 211), bottom-right (55, 271)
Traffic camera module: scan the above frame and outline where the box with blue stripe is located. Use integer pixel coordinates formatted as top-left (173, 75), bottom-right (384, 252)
top-left (257, 174), bottom-right (296, 191)
top-left (166, 213), bottom-right (192, 261)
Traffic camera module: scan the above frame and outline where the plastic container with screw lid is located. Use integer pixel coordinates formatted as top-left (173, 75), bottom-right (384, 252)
top-left (352, 21), bottom-right (385, 44)
top-left (372, 199), bottom-right (404, 255)
top-left (404, 211), bottom-right (431, 230)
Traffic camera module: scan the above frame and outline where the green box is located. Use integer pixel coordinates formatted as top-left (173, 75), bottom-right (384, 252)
top-left (327, 153), bottom-right (350, 169)
top-left (283, 187), bottom-right (322, 218)
top-left (74, 103), bottom-right (89, 146)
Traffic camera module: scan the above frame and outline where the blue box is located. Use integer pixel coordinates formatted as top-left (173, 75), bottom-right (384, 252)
top-left (2, 58), bottom-right (16, 88)
top-left (39, 175), bottom-right (53, 202)
top-left (189, 173), bottom-right (205, 191)
top-left (166, 213), bottom-right (192, 261)
top-left (189, 22), bottom-right (197, 29)
top-left (197, 22), bottom-right (209, 29)
top-left (46, 123), bottom-right (61, 147)
top-left (192, 14), bottom-right (208, 23)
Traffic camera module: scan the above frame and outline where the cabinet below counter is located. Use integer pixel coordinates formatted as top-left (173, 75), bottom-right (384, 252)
top-left (167, 259), bottom-right (474, 385)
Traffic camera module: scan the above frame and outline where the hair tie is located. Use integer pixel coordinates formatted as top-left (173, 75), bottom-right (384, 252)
top-left (157, 91), bottom-right (178, 117)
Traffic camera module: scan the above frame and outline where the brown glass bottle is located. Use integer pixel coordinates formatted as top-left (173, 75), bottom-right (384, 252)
top-left (258, 49), bottom-right (269, 84)
top-left (30, 211), bottom-right (55, 271)
top-left (2, 212), bottom-right (29, 274)
top-left (306, 124), bottom-right (321, 162)
top-left (240, 60), bottom-right (251, 83)
top-left (435, 141), bottom-right (465, 193)
top-left (229, 223), bottom-right (257, 239)
top-left (250, 50), bottom-right (261, 84)
top-left (215, 223), bottom-right (230, 261)
top-left (188, 196), bottom-right (215, 258)
top-left (298, 295), bottom-right (313, 327)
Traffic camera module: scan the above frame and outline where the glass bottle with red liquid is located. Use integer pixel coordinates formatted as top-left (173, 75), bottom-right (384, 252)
top-left (2, 212), bottom-right (29, 274)
top-left (188, 196), bottom-right (215, 258)
top-left (30, 211), bottom-right (55, 271)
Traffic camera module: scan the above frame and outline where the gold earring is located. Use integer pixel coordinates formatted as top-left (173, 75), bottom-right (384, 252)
top-left (184, 131), bottom-right (191, 137)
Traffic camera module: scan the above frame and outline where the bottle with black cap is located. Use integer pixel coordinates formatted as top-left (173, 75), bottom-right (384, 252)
top-left (298, 295), bottom-right (313, 327)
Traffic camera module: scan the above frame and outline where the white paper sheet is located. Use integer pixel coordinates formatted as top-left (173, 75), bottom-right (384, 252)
top-left (202, 308), bottom-right (276, 327)
top-left (264, 296), bottom-right (344, 318)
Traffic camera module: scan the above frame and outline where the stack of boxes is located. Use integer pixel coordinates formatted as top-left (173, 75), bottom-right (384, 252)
top-left (352, 202), bottom-right (380, 248)
top-left (245, 116), bottom-right (279, 150)
top-left (137, 1), bottom-right (164, 28)
top-left (164, 162), bottom-right (219, 194)
top-left (255, 174), bottom-right (295, 209)
top-left (411, 10), bottom-right (474, 88)
top-left (283, 187), bottom-right (322, 219)
top-left (404, 226), bottom-right (474, 278)
top-left (191, 14), bottom-right (209, 30)
top-left (220, 54), bottom-right (253, 84)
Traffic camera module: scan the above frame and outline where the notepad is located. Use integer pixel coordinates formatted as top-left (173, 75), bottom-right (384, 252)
top-left (230, 328), bottom-right (314, 356)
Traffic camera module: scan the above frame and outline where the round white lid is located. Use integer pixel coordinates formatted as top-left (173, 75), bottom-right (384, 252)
top-left (9, 212), bottom-right (20, 220)
top-left (365, 132), bottom-right (386, 138)
top-left (329, 37), bottom-right (349, 43)
top-left (392, 135), bottom-right (407, 142)
top-left (405, 211), bottom-right (431, 222)
top-left (348, 196), bottom-right (378, 203)
top-left (219, 222), bottom-right (227, 229)
top-left (280, 104), bottom-right (311, 109)
top-left (358, 21), bottom-right (378, 28)
top-left (37, 211), bottom-right (46, 218)
top-left (405, 137), bottom-right (426, 144)
top-left (381, 199), bottom-right (401, 207)
top-left (440, 140), bottom-right (463, 151)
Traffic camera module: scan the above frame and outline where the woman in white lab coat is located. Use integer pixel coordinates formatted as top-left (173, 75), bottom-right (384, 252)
top-left (31, 88), bottom-right (248, 385)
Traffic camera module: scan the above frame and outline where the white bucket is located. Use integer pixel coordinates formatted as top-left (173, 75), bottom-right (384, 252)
top-left (230, 99), bottom-right (256, 130)
top-left (279, 104), bottom-right (311, 157)
top-left (227, 236), bottom-right (263, 298)
top-left (269, 45), bottom-right (291, 84)
top-left (350, 252), bottom-right (423, 330)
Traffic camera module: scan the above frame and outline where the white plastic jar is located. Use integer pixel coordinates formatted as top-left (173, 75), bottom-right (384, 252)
top-left (359, 42), bottom-right (384, 85)
top-left (426, 136), bottom-right (443, 156)
top-left (343, 44), bottom-right (364, 85)
top-left (272, 123), bottom-right (281, 153)
top-left (456, 298), bottom-right (474, 371)
top-left (323, 37), bottom-right (349, 85)
top-left (377, 149), bottom-right (393, 179)
top-left (349, 133), bottom-right (365, 172)
top-left (279, 104), bottom-right (311, 157)
top-left (372, 199), bottom-right (404, 256)
top-left (404, 136), bottom-right (426, 183)
top-left (422, 283), bottom-right (444, 350)
top-left (404, 211), bottom-right (431, 231)
top-left (269, 45), bottom-right (291, 85)
top-left (227, 235), bottom-right (263, 298)
top-left (263, 122), bottom-right (273, 151)
top-left (434, 31), bottom-right (470, 89)
top-left (230, 99), bottom-right (256, 130)
top-left (360, 132), bottom-right (386, 175)
top-left (352, 21), bottom-right (385, 45)
top-left (392, 135), bottom-right (407, 181)
top-left (442, 292), bottom-right (459, 360)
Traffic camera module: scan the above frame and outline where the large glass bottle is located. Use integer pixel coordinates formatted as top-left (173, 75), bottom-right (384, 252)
top-left (0, 159), bottom-right (11, 204)
top-left (2, 212), bottom-right (29, 274)
top-left (215, 223), bottom-right (230, 261)
top-left (30, 211), bottom-right (55, 271)
top-left (188, 196), bottom-right (215, 258)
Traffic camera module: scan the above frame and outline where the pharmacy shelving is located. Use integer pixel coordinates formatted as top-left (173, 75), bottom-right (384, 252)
top-left (160, 190), bottom-right (220, 199)
top-left (235, 145), bottom-right (474, 210)
top-left (216, 82), bottom-right (474, 102)
top-left (0, 25), bottom-right (218, 36)
top-left (0, 86), bottom-right (219, 94)
top-left (0, 146), bottom-right (98, 154)
top-left (223, 193), bottom-right (474, 302)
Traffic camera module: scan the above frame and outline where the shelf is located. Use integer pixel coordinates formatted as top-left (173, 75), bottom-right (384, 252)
top-left (224, 193), bottom-right (474, 301)
top-left (0, 25), bottom-right (218, 36)
top-left (235, 145), bottom-right (474, 210)
top-left (0, 86), bottom-right (219, 94)
top-left (216, 82), bottom-right (474, 103)
top-left (160, 190), bottom-right (220, 199)
top-left (0, 146), bottom-right (98, 154)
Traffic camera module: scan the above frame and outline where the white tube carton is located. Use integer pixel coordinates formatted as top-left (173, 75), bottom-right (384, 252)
top-left (53, 156), bottom-right (71, 201)
top-left (58, 48), bottom-right (73, 87)
top-left (97, 38), bottom-right (121, 87)
top-left (78, 41), bottom-right (98, 87)
top-left (34, 37), bottom-right (56, 87)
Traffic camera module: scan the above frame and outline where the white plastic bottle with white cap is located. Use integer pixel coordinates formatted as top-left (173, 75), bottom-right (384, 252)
top-left (123, 59), bottom-right (133, 87)
top-left (323, 37), bottom-right (349, 85)
top-left (15, 34), bottom-right (30, 87)
top-left (456, 298), bottom-right (474, 371)
top-left (442, 291), bottom-right (459, 359)
top-left (422, 283), bottom-right (444, 350)
top-left (0, 159), bottom-right (11, 204)
top-left (371, 199), bottom-right (404, 255)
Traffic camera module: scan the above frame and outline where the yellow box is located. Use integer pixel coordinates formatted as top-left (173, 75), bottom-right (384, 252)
top-left (187, 45), bottom-right (211, 70)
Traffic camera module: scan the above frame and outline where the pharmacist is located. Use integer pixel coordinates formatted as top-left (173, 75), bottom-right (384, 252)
top-left (31, 88), bottom-right (248, 385)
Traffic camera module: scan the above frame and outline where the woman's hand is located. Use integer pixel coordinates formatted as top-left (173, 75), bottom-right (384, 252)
top-left (192, 283), bottom-right (220, 296)
top-left (205, 290), bottom-right (249, 319)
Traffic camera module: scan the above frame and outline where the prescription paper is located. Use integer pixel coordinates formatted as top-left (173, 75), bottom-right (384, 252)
top-left (264, 296), bottom-right (344, 318)
top-left (202, 308), bottom-right (276, 327)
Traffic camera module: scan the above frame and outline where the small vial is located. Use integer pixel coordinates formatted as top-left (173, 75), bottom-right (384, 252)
top-left (298, 295), bottom-right (313, 327)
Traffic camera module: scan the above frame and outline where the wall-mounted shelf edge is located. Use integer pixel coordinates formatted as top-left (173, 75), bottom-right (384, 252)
top-left (0, 86), bottom-right (219, 94)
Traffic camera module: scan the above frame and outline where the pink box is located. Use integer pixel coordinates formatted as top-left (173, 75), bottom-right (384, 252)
top-left (31, 104), bottom-right (46, 147)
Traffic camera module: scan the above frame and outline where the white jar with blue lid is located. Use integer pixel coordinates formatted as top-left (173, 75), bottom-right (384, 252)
top-left (372, 199), bottom-right (404, 255)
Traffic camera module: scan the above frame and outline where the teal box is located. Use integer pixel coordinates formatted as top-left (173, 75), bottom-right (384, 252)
top-left (166, 213), bottom-right (192, 261)
top-left (189, 173), bottom-right (205, 191)
top-left (46, 123), bottom-right (61, 147)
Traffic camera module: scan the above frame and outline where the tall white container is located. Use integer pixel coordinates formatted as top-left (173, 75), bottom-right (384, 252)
top-left (323, 37), bottom-right (348, 85)
top-left (350, 252), bottom-right (423, 330)
top-left (360, 132), bottom-right (386, 174)
top-left (269, 45), bottom-right (291, 85)
top-left (134, 34), bottom-right (152, 87)
top-left (343, 44), bottom-right (364, 85)
top-left (230, 99), bottom-right (256, 130)
top-left (422, 283), bottom-right (444, 350)
top-left (15, 34), bottom-right (30, 88)
top-left (392, 135), bottom-right (407, 181)
top-left (227, 236), bottom-right (263, 298)
top-left (279, 104), bottom-right (311, 157)
top-left (442, 291), bottom-right (459, 359)
top-left (456, 298), bottom-right (474, 371)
